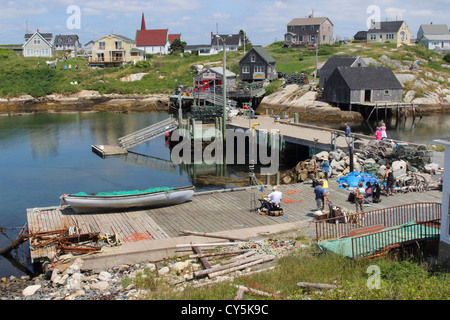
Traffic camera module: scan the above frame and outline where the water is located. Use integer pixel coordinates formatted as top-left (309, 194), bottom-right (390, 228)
top-left (0, 111), bottom-right (449, 277)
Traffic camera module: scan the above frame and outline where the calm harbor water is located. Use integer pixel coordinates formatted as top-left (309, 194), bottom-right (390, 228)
top-left (0, 111), bottom-right (449, 277)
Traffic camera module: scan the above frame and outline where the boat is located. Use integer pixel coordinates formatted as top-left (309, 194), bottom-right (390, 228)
top-left (61, 186), bottom-right (195, 213)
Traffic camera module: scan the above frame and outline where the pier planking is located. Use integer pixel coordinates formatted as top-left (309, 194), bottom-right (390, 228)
top-left (26, 181), bottom-right (442, 263)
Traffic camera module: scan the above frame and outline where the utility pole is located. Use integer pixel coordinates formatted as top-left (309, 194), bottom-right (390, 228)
top-left (216, 34), bottom-right (232, 140)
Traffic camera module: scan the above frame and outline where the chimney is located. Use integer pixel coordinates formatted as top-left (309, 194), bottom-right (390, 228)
top-left (211, 32), bottom-right (213, 39)
top-left (141, 13), bottom-right (146, 30)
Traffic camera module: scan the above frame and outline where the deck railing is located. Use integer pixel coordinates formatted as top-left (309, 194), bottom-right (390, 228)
top-left (315, 202), bottom-right (442, 241)
top-left (350, 218), bottom-right (441, 259)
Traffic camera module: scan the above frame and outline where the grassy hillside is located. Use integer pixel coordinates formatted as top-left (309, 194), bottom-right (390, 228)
top-left (0, 42), bottom-right (449, 98)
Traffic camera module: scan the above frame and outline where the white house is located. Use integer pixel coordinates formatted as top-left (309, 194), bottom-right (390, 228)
top-left (417, 23), bottom-right (450, 51)
top-left (435, 138), bottom-right (450, 263)
top-left (23, 30), bottom-right (54, 57)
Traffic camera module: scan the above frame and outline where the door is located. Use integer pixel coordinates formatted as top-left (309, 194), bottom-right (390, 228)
top-left (365, 90), bottom-right (371, 102)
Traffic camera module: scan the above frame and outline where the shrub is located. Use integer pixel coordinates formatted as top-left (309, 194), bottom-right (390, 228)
top-left (444, 53), bottom-right (450, 63)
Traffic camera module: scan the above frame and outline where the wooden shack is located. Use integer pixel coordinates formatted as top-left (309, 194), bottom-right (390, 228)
top-left (322, 66), bottom-right (403, 105)
top-left (239, 46), bottom-right (277, 82)
top-left (193, 67), bottom-right (237, 92)
top-left (318, 55), bottom-right (367, 89)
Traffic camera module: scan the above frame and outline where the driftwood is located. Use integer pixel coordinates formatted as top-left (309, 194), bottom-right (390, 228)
top-left (180, 230), bottom-right (249, 241)
top-left (234, 285), bottom-right (279, 299)
top-left (297, 282), bottom-right (337, 290)
top-left (189, 249), bottom-right (250, 259)
top-left (192, 246), bottom-right (212, 269)
top-left (0, 237), bottom-right (27, 256)
top-left (208, 256), bottom-right (275, 279)
top-left (176, 241), bottom-right (246, 248)
top-left (194, 255), bottom-right (274, 278)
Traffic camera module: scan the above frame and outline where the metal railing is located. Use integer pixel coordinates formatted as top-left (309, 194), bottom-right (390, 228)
top-left (315, 202), bottom-right (442, 241)
top-left (350, 218), bottom-right (441, 259)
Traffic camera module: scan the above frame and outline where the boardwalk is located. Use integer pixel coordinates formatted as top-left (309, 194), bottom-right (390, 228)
top-left (26, 179), bottom-right (442, 271)
top-left (228, 116), bottom-right (371, 151)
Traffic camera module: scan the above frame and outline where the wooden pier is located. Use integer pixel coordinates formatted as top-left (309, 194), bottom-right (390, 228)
top-left (25, 180), bottom-right (442, 271)
top-left (91, 145), bottom-right (128, 158)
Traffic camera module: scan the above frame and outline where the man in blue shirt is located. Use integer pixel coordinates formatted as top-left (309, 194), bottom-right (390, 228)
top-left (345, 123), bottom-right (351, 144)
top-left (319, 158), bottom-right (330, 181)
top-left (314, 181), bottom-right (328, 211)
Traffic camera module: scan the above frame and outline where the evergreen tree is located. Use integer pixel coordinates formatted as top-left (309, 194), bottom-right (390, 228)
top-left (169, 38), bottom-right (187, 54)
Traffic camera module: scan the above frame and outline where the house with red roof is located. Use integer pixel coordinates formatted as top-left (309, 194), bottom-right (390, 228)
top-left (136, 13), bottom-right (181, 55)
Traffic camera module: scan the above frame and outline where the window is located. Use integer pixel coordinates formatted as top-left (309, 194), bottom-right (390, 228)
top-left (370, 34), bottom-right (376, 40)
top-left (386, 34), bottom-right (394, 40)
top-left (298, 35), bottom-right (303, 42)
top-left (310, 35), bottom-right (316, 42)
top-left (290, 26), bottom-right (295, 32)
top-left (310, 26), bottom-right (315, 31)
top-left (115, 41), bottom-right (122, 50)
top-left (254, 66), bottom-right (264, 73)
top-left (242, 66), bottom-right (250, 73)
top-left (301, 26), bottom-right (305, 31)
top-left (384, 90), bottom-right (390, 95)
top-left (33, 38), bottom-right (40, 45)
top-left (41, 49), bottom-right (49, 56)
top-left (98, 41), bottom-right (105, 50)
top-left (251, 55), bottom-right (256, 62)
top-left (26, 49), bottom-right (34, 56)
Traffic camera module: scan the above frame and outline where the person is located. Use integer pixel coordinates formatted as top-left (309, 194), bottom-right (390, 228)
top-left (364, 181), bottom-right (373, 205)
top-left (314, 181), bottom-right (328, 211)
top-left (268, 187), bottom-right (282, 209)
top-left (318, 158), bottom-right (330, 181)
top-left (375, 127), bottom-right (382, 140)
top-left (380, 122), bottom-right (387, 140)
top-left (355, 181), bottom-right (365, 213)
top-left (344, 123), bottom-right (351, 144)
top-left (385, 164), bottom-right (394, 196)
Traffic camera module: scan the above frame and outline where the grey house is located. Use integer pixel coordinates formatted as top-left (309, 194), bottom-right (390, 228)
top-left (54, 34), bottom-right (81, 52)
top-left (322, 66), bottom-right (403, 105)
top-left (318, 55), bottom-right (367, 89)
top-left (239, 46), bottom-right (277, 82)
top-left (23, 30), bottom-right (54, 57)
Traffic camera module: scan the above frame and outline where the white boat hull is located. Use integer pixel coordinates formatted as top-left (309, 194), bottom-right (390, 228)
top-left (62, 186), bottom-right (194, 213)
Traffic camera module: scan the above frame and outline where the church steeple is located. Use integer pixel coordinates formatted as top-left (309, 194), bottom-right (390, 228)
top-left (141, 13), bottom-right (146, 30)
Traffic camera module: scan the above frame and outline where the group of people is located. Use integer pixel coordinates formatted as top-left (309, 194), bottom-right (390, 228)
top-left (375, 122), bottom-right (387, 140)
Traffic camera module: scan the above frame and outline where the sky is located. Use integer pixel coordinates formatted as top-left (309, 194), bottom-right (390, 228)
top-left (1, 0), bottom-right (449, 46)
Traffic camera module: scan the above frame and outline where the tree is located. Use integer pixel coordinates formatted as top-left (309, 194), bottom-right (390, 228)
top-left (169, 38), bottom-right (187, 55)
top-left (239, 30), bottom-right (252, 48)
top-left (444, 53), bottom-right (450, 63)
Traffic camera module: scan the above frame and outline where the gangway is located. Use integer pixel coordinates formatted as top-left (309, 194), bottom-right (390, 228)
top-left (118, 117), bottom-right (178, 149)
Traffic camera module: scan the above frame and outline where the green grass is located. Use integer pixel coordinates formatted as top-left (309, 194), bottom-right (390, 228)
top-left (119, 242), bottom-right (450, 300)
top-left (0, 41), bottom-right (448, 98)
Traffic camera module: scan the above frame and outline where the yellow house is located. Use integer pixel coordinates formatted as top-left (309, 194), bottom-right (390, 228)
top-left (367, 21), bottom-right (411, 46)
top-left (89, 34), bottom-right (143, 67)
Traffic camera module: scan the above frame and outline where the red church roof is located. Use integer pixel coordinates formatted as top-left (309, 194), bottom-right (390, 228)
top-left (136, 13), bottom-right (181, 47)
top-left (136, 29), bottom-right (168, 46)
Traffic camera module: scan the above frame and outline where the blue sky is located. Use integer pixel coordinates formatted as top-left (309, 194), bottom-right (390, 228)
top-left (1, 0), bottom-right (449, 46)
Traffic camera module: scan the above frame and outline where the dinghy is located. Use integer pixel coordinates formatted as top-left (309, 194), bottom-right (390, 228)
top-left (61, 186), bottom-right (195, 213)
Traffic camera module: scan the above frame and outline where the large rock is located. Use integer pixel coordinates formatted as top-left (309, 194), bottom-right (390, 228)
top-left (22, 285), bottom-right (41, 296)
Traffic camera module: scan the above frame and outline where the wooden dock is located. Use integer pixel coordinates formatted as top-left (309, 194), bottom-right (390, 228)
top-left (25, 180), bottom-right (442, 271)
top-left (228, 116), bottom-right (371, 151)
top-left (91, 145), bottom-right (128, 157)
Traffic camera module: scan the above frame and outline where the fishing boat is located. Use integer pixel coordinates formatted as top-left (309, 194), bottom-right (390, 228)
top-left (61, 186), bottom-right (195, 213)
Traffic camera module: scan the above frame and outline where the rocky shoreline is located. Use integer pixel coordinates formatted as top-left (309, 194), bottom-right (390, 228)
top-left (0, 90), bottom-right (170, 115)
